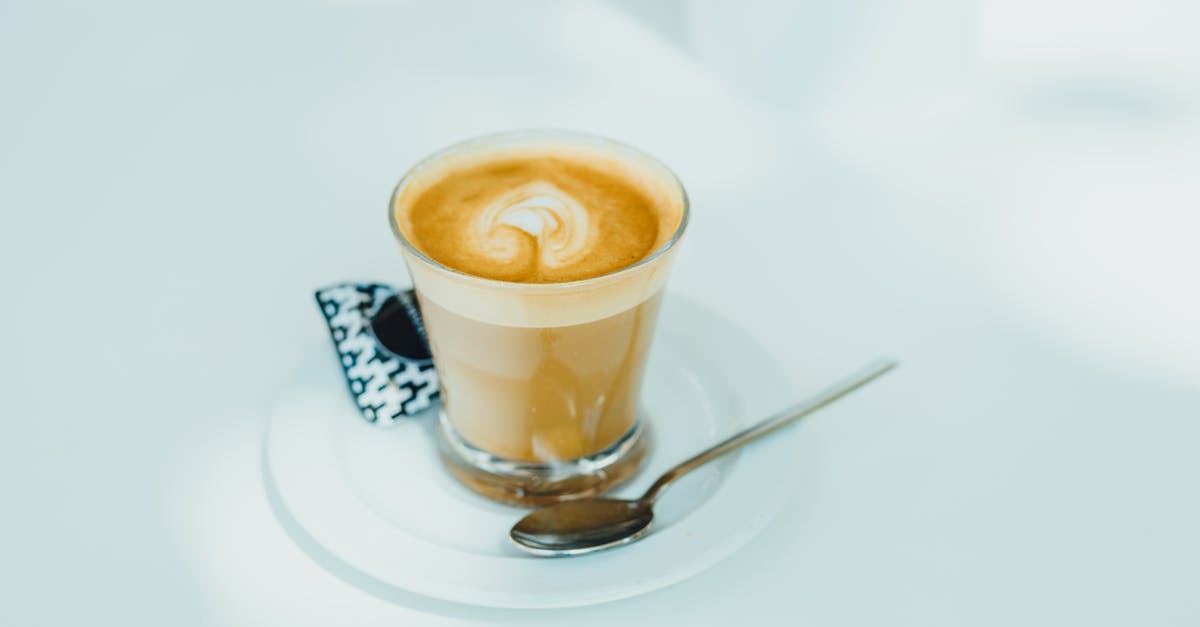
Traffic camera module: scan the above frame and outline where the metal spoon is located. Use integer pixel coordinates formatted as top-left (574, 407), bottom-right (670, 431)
top-left (510, 359), bottom-right (898, 556)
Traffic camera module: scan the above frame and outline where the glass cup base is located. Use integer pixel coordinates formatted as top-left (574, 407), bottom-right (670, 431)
top-left (435, 411), bottom-right (648, 507)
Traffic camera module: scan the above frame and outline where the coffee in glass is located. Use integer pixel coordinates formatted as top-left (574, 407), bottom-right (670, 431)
top-left (390, 131), bottom-right (688, 506)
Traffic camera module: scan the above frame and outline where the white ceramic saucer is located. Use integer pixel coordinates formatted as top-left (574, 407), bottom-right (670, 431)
top-left (264, 294), bottom-right (797, 609)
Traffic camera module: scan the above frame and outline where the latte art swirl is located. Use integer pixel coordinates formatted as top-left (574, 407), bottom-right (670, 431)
top-left (396, 147), bottom-right (680, 284)
top-left (477, 183), bottom-right (592, 272)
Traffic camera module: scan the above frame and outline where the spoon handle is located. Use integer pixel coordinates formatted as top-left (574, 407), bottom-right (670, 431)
top-left (639, 359), bottom-right (898, 504)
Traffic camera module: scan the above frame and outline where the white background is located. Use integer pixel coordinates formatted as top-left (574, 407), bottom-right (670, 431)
top-left (2, 1), bottom-right (1198, 625)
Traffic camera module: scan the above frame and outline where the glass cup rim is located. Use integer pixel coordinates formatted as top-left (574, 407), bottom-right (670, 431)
top-left (388, 129), bottom-right (690, 292)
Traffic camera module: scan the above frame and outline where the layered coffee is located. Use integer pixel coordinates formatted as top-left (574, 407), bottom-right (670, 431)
top-left (390, 132), bottom-right (687, 503)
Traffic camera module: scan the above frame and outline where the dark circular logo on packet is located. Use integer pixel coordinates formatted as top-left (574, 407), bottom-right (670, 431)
top-left (370, 295), bottom-right (432, 361)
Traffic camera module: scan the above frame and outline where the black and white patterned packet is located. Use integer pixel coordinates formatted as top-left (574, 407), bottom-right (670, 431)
top-left (314, 283), bottom-right (440, 425)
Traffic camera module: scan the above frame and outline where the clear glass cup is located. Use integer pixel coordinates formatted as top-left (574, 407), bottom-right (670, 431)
top-left (389, 131), bottom-right (688, 506)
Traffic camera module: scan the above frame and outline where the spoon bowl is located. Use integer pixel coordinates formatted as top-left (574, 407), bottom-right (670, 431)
top-left (510, 499), bottom-right (654, 556)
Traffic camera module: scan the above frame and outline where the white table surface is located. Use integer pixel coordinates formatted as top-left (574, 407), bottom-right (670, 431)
top-left (2, 1), bottom-right (1198, 625)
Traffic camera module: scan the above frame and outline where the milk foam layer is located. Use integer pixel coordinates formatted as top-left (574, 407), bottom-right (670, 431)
top-left (391, 133), bottom-right (687, 328)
